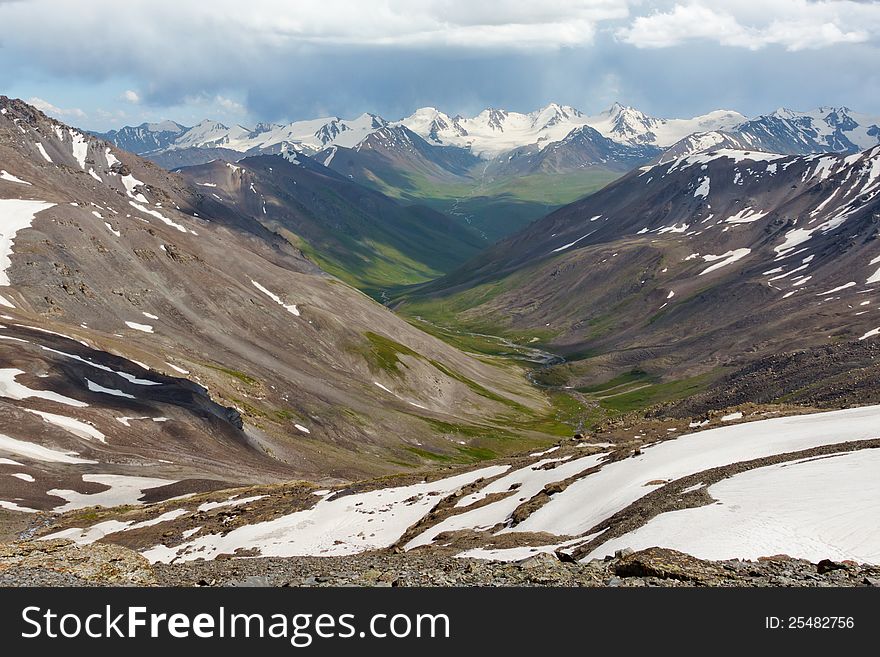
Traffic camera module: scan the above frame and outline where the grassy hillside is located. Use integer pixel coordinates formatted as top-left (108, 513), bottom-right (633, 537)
top-left (369, 168), bottom-right (621, 242)
top-left (181, 156), bottom-right (488, 298)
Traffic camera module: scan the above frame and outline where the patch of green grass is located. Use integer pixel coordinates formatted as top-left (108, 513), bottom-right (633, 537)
top-left (404, 446), bottom-right (455, 462)
top-left (385, 169), bottom-right (622, 242)
top-left (427, 359), bottom-right (529, 411)
top-left (595, 371), bottom-right (718, 414)
top-left (299, 237), bottom-right (447, 299)
top-left (394, 276), bottom-right (561, 360)
top-left (400, 318), bottom-right (522, 357)
top-left (387, 459), bottom-right (420, 468)
top-left (421, 417), bottom-right (490, 438)
top-left (578, 368), bottom-right (654, 394)
top-left (356, 331), bottom-right (422, 377)
top-left (403, 444), bottom-right (498, 465)
top-left (203, 363), bottom-right (258, 386)
top-left (231, 397), bottom-right (267, 418)
top-left (356, 330), bottom-right (533, 412)
top-left (508, 390), bottom-right (594, 437)
top-left (398, 279), bottom-right (512, 322)
top-left (530, 368), bottom-right (570, 387)
top-left (456, 445), bottom-right (497, 461)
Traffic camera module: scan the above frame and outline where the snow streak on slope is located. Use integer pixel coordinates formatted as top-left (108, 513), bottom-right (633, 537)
top-left (141, 466), bottom-right (509, 562)
top-left (23, 409), bottom-right (106, 443)
top-left (252, 280), bottom-right (300, 316)
top-left (0, 368), bottom-right (88, 407)
top-left (0, 170), bottom-right (31, 185)
top-left (0, 433), bottom-right (96, 464)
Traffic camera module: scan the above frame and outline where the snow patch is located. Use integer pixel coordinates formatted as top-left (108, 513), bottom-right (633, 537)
top-left (142, 466), bottom-right (509, 562)
top-left (0, 170), bottom-right (31, 185)
top-left (699, 249), bottom-right (751, 275)
top-left (85, 379), bottom-right (135, 399)
top-left (0, 199), bottom-right (56, 286)
top-left (125, 321), bottom-right (153, 333)
top-left (128, 201), bottom-right (187, 233)
top-left (0, 432), bottom-right (95, 464)
top-left (251, 280), bottom-right (300, 316)
top-left (35, 143), bottom-right (52, 163)
top-left (0, 368), bottom-right (87, 407)
top-left (24, 409), bottom-right (105, 443)
top-left (590, 450), bottom-right (880, 564)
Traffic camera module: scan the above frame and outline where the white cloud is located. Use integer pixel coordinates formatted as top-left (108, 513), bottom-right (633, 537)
top-left (617, 1), bottom-right (878, 51)
top-left (121, 89), bottom-right (141, 103)
top-left (0, 0), bottom-right (631, 52)
top-left (27, 97), bottom-right (86, 118)
top-left (215, 95), bottom-right (245, 114)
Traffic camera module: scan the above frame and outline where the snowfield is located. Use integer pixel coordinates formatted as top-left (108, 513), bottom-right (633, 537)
top-left (405, 453), bottom-right (607, 550)
top-left (589, 450), bottom-right (880, 563)
top-left (47, 474), bottom-right (179, 513)
top-left (15, 405), bottom-right (880, 565)
top-left (506, 405), bottom-right (880, 540)
top-left (142, 466), bottom-right (509, 562)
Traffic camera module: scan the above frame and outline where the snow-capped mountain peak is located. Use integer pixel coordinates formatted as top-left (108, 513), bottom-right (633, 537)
top-left (101, 103), bottom-right (880, 168)
top-left (530, 103), bottom-right (583, 130)
top-left (477, 108), bottom-right (509, 132)
top-left (584, 103), bottom-right (746, 149)
top-left (736, 106), bottom-right (880, 154)
top-left (144, 119), bottom-right (186, 133)
top-left (398, 107), bottom-right (466, 144)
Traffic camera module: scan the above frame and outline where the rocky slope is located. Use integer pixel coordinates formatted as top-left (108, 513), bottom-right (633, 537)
top-left (2, 542), bottom-right (877, 587)
top-left (484, 125), bottom-right (662, 177)
top-left (402, 146), bottom-right (880, 387)
top-left (315, 125), bottom-right (481, 191)
top-left (176, 152), bottom-right (485, 294)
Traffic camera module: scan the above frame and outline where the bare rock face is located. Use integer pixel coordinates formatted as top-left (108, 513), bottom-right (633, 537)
top-left (0, 540), bottom-right (157, 586)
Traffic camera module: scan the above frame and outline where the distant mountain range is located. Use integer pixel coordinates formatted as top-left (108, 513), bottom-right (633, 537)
top-left (95, 103), bottom-right (880, 242)
top-left (97, 103), bottom-right (880, 168)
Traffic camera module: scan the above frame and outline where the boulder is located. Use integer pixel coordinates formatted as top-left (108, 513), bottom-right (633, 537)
top-left (0, 539), bottom-right (157, 586)
top-left (614, 547), bottom-right (728, 584)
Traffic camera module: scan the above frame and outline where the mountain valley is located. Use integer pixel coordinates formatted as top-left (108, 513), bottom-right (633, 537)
top-left (0, 97), bottom-right (566, 529)
top-left (3, 92), bottom-right (880, 583)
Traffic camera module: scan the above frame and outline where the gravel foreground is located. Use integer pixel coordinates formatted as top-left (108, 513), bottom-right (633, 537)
top-left (1, 541), bottom-right (879, 587)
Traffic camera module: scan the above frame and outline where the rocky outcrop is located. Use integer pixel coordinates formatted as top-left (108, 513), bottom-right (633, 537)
top-left (0, 540), bottom-right (157, 586)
